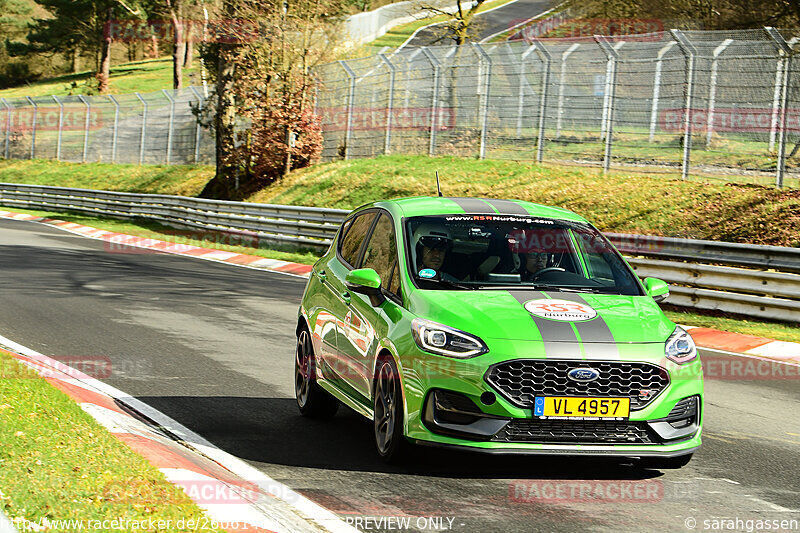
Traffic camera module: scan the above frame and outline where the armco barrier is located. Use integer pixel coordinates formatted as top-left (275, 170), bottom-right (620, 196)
top-left (1, 182), bottom-right (798, 322)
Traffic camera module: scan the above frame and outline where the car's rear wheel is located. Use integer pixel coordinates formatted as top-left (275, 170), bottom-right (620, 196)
top-left (639, 453), bottom-right (693, 470)
top-left (295, 328), bottom-right (338, 418)
top-left (373, 355), bottom-right (409, 463)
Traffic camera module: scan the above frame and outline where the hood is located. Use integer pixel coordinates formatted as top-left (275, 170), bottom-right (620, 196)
top-left (408, 289), bottom-right (675, 345)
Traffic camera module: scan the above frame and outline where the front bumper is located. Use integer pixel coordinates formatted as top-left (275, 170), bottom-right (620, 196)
top-left (397, 344), bottom-right (704, 457)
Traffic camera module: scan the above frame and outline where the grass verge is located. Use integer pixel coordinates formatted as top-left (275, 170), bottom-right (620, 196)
top-left (0, 350), bottom-right (223, 530)
top-left (663, 307), bottom-right (800, 344)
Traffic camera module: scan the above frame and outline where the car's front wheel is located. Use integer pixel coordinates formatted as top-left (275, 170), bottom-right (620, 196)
top-left (295, 328), bottom-right (338, 418)
top-left (373, 355), bottom-right (409, 463)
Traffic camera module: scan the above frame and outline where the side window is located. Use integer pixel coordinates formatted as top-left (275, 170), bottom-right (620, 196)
top-left (339, 212), bottom-right (377, 267)
top-left (361, 214), bottom-right (398, 291)
top-left (388, 261), bottom-right (401, 297)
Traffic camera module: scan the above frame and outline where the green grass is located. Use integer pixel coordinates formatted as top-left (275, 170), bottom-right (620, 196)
top-left (0, 350), bottom-right (224, 531)
top-left (0, 159), bottom-right (213, 196)
top-left (246, 155), bottom-right (800, 247)
top-left (0, 206), bottom-right (321, 265)
top-left (366, 0), bottom-right (520, 49)
top-left (0, 58), bottom-right (198, 98)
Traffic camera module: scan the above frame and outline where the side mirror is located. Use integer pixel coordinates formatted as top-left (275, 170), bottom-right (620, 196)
top-left (346, 268), bottom-right (385, 306)
top-left (643, 277), bottom-right (669, 303)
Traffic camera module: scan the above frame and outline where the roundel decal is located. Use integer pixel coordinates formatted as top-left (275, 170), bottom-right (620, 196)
top-left (524, 299), bottom-right (598, 322)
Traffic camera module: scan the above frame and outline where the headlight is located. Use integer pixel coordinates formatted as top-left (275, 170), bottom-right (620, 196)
top-left (411, 318), bottom-right (489, 358)
top-left (665, 326), bottom-right (697, 364)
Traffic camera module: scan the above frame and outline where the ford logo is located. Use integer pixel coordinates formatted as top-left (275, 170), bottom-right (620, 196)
top-left (568, 368), bottom-right (600, 382)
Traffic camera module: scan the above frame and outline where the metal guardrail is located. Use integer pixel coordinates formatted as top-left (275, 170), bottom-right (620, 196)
top-left (0, 182), bottom-right (798, 322)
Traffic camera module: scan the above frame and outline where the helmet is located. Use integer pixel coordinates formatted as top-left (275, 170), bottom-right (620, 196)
top-left (413, 223), bottom-right (453, 251)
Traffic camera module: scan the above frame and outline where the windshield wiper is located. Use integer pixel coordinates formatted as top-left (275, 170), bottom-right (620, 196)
top-left (535, 284), bottom-right (622, 294)
top-left (420, 278), bottom-right (476, 290)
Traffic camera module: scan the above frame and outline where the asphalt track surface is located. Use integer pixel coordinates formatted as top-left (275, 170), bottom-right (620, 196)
top-left (2, 218), bottom-right (799, 532)
top-left (406, 0), bottom-right (554, 47)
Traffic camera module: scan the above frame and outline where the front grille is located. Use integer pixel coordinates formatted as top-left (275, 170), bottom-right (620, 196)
top-left (492, 419), bottom-right (657, 444)
top-left (485, 359), bottom-right (669, 411)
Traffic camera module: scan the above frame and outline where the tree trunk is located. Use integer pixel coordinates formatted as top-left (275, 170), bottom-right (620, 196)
top-left (184, 40), bottom-right (193, 68)
top-left (71, 48), bottom-right (80, 74)
top-left (167, 0), bottom-right (184, 91)
top-left (97, 8), bottom-right (113, 94)
top-left (211, 0), bottom-right (239, 198)
top-left (150, 35), bottom-right (159, 58)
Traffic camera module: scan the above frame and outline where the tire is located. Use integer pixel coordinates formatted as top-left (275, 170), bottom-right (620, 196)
top-left (295, 328), bottom-right (338, 418)
top-left (373, 355), bottom-right (410, 463)
top-left (639, 453), bottom-right (693, 470)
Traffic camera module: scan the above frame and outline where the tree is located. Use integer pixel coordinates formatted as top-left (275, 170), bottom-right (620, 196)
top-left (0, 0), bottom-right (34, 86)
top-left (198, 0), bottom-right (347, 199)
top-left (24, 0), bottom-right (144, 93)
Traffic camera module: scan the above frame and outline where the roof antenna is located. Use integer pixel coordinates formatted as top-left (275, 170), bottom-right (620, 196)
top-left (435, 171), bottom-right (443, 197)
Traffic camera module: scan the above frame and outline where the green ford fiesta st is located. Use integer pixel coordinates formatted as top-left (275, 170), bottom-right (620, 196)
top-left (296, 196), bottom-right (703, 467)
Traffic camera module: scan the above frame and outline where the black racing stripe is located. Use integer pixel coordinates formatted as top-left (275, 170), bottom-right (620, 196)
top-left (481, 198), bottom-right (530, 215)
top-left (446, 197), bottom-right (497, 213)
top-left (546, 292), bottom-right (620, 360)
top-left (508, 290), bottom-right (582, 360)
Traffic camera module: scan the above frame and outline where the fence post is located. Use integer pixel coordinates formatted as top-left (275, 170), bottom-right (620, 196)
top-left (473, 43), bottom-right (492, 160)
top-left (600, 41), bottom-right (624, 141)
top-left (189, 86), bottom-right (204, 164)
top-left (1, 98), bottom-right (9, 159)
top-left (162, 89), bottom-right (175, 165)
top-left (595, 36), bottom-right (620, 174)
top-left (108, 95), bottom-right (120, 163)
top-left (706, 39), bottom-right (733, 148)
top-left (421, 48), bottom-right (441, 157)
top-left (378, 53), bottom-right (396, 155)
top-left (766, 27), bottom-right (793, 188)
top-left (338, 60), bottom-right (356, 160)
top-left (25, 96), bottom-right (37, 159)
top-left (77, 95), bottom-right (90, 163)
top-left (516, 43), bottom-right (536, 139)
top-left (671, 29), bottom-right (697, 181)
top-left (649, 41), bottom-right (676, 142)
top-left (769, 38), bottom-right (786, 152)
top-left (530, 39), bottom-right (552, 163)
top-left (52, 96), bottom-right (64, 161)
top-left (135, 92), bottom-right (147, 164)
top-left (556, 43), bottom-right (580, 139)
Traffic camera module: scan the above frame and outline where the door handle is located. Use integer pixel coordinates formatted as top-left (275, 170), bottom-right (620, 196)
top-left (315, 269), bottom-right (327, 282)
top-left (340, 291), bottom-right (351, 305)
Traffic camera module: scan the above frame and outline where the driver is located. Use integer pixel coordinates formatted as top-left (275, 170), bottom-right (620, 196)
top-left (413, 224), bottom-right (458, 281)
top-left (520, 248), bottom-right (551, 281)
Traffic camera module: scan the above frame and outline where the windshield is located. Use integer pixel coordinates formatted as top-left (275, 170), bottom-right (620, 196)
top-left (405, 214), bottom-right (642, 295)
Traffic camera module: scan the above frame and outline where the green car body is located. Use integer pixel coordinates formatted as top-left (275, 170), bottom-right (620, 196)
top-left (296, 196), bottom-right (703, 466)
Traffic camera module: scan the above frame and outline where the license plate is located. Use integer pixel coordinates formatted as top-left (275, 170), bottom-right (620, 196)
top-left (533, 396), bottom-right (630, 419)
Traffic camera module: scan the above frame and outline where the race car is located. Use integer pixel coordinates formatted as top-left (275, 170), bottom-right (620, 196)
top-left (295, 196), bottom-right (702, 468)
